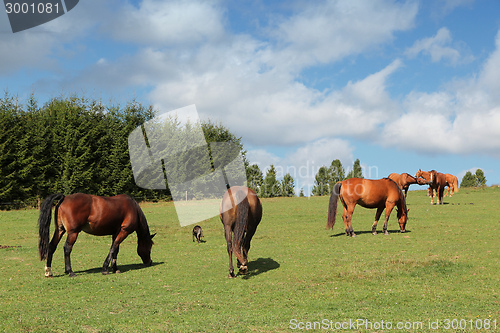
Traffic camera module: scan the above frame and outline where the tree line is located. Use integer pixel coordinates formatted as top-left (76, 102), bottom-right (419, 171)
top-left (0, 94), bottom-right (245, 208)
top-left (245, 158), bottom-right (364, 198)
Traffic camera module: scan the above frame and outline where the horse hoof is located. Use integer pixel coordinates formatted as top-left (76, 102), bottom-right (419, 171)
top-left (102, 271), bottom-right (109, 275)
top-left (68, 272), bottom-right (77, 277)
top-left (228, 273), bottom-right (235, 278)
top-left (384, 232), bottom-right (389, 236)
top-left (372, 231), bottom-right (377, 235)
top-left (114, 270), bottom-right (121, 274)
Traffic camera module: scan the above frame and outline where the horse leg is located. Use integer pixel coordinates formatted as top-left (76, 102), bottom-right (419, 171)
top-left (63, 232), bottom-right (79, 277)
top-left (438, 186), bottom-right (444, 205)
top-left (103, 230), bottom-right (128, 275)
top-left (382, 203), bottom-right (395, 235)
top-left (240, 224), bottom-right (257, 274)
top-left (109, 234), bottom-right (121, 274)
top-left (430, 188), bottom-right (435, 205)
top-left (345, 205), bottom-right (356, 237)
top-left (45, 227), bottom-right (65, 277)
top-left (372, 207), bottom-right (384, 235)
top-left (224, 225), bottom-right (235, 278)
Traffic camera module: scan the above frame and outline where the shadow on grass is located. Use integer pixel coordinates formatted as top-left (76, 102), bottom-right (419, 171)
top-left (239, 257), bottom-right (280, 280)
top-left (49, 261), bottom-right (165, 277)
top-left (330, 229), bottom-right (412, 237)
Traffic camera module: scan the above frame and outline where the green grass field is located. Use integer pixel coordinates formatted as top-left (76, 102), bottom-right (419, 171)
top-left (0, 187), bottom-right (498, 332)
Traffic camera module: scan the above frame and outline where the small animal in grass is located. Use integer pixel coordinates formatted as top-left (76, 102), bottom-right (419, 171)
top-left (192, 225), bottom-right (203, 243)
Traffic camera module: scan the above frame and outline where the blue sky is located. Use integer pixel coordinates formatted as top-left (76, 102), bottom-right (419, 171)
top-left (1, 0), bottom-right (499, 195)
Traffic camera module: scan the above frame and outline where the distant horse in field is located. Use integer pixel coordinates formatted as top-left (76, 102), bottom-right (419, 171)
top-left (388, 172), bottom-right (428, 197)
top-left (415, 169), bottom-right (447, 205)
top-left (38, 193), bottom-right (155, 277)
top-left (327, 178), bottom-right (408, 237)
top-left (444, 173), bottom-right (459, 197)
top-left (220, 186), bottom-right (262, 278)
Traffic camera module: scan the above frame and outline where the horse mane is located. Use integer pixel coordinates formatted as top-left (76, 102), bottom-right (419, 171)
top-left (133, 199), bottom-right (154, 246)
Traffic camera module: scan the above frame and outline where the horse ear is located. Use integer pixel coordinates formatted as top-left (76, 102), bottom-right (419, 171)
top-left (150, 233), bottom-right (156, 239)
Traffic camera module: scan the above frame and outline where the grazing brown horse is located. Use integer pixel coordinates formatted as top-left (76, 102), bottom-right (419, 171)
top-left (220, 186), bottom-right (262, 278)
top-left (388, 172), bottom-right (428, 197)
top-left (415, 169), bottom-right (447, 204)
top-left (327, 178), bottom-right (408, 237)
top-left (38, 193), bottom-right (155, 277)
top-left (444, 173), bottom-right (459, 197)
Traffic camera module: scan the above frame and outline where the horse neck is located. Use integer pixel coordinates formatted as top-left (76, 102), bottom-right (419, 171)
top-left (135, 207), bottom-right (152, 246)
top-left (400, 195), bottom-right (408, 215)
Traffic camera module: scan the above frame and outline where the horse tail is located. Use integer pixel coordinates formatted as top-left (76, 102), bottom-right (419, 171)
top-left (453, 176), bottom-right (459, 192)
top-left (327, 182), bottom-right (342, 229)
top-left (232, 189), bottom-right (248, 265)
top-left (38, 193), bottom-right (65, 260)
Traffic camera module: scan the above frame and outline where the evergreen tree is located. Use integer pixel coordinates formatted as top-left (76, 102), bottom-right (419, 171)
top-left (0, 93), bottom-right (21, 203)
top-left (262, 165), bottom-right (280, 198)
top-left (475, 169), bottom-right (486, 186)
top-left (281, 173), bottom-right (295, 197)
top-left (460, 171), bottom-right (476, 188)
top-left (16, 95), bottom-right (52, 205)
top-left (299, 188), bottom-right (305, 197)
top-left (347, 159), bottom-right (363, 179)
top-left (246, 164), bottom-right (263, 195)
top-left (328, 159), bottom-right (345, 189)
top-left (312, 166), bottom-right (329, 196)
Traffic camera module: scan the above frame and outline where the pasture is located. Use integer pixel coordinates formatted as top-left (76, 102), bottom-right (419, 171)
top-left (0, 187), bottom-right (498, 332)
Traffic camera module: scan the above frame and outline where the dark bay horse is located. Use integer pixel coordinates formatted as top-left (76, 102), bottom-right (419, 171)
top-left (388, 172), bottom-right (428, 197)
top-left (38, 193), bottom-right (155, 277)
top-left (220, 186), bottom-right (262, 278)
top-left (327, 178), bottom-right (408, 237)
top-left (415, 169), bottom-right (447, 204)
top-left (444, 173), bottom-right (459, 197)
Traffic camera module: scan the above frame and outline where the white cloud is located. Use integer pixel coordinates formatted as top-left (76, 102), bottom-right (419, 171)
top-left (104, 0), bottom-right (225, 45)
top-left (382, 29), bottom-right (500, 158)
top-left (405, 27), bottom-right (472, 65)
top-left (271, 0), bottom-right (417, 68)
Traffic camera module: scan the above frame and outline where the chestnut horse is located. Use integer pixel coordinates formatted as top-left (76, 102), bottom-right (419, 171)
top-left (327, 178), bottom-right (408, 237)
top-left (220, 186), bottom-right (262, 278)
top-left (388, 172), bottom-right (428, 197)
top-left (415, 170), bottom-right (447, 205)
top-left (444, 173), bottom-right (459, 197)
top-left (38, 193), bottom-right (155, 277)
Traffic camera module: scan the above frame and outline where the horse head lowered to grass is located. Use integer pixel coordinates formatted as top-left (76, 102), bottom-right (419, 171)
top-left (38, 193), bottom-right (155, 277)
